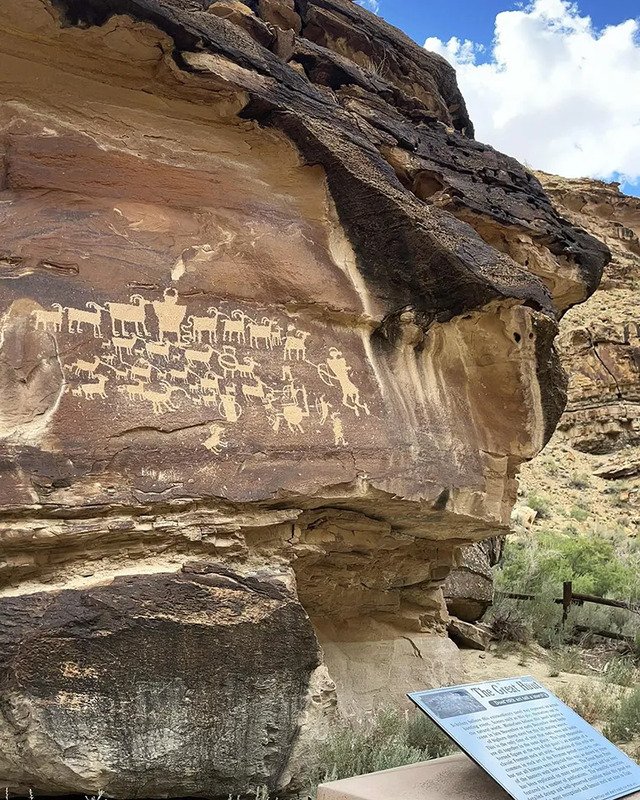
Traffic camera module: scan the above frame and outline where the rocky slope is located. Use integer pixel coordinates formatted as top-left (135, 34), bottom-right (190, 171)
top-left (517, 175), bottom-right (640, 540)
top-left (539, 173), bottom-right (640, 455)
top-left (0, 1), bottom-right (608, 796)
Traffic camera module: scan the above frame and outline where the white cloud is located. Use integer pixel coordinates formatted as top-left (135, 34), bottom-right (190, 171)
top-left (356, 0), bottom-right (380, 13)
top-left (425, 0), bottom-right (640, 183)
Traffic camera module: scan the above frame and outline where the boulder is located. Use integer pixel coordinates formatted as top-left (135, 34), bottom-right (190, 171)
top-left (444, 539), bottom-right (503, 623)
top-left (447, 617), bottom-right (492, 651)
top-left (0, 565), bottom-right (320, 797)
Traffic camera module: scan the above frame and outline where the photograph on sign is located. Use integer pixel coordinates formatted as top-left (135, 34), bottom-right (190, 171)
top-left (409, 676), bottom-right (640, 800)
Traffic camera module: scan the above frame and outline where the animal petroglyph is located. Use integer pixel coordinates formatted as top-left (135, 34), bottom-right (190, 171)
top-left (284, 327), bottom-right (310, 361)
top-left (187, 308), bottom-right (222, 344)
top-left (242, 377), bottom-right (269, 402)
top-left (78, 374), bottom-right (108, 400)
top-left (118, 380), bottom-right (146, 400)
top-left (112, 336), bottom-right (139, 358)
top-left (33, 303), bottom-right (64, 332)
top-left (222, 310), bottom-right (248, 344)
top-left (106, 295), bottom-right (149, 338)
top-left (37, 292), bottom-right (372, 452)
top-left (71, 356), bottom-right (101, 378)
top-left (142, 381), bottom-right (179, 414)
top-left (145, 340), bottom-right (172, 361)
top-left (185, 345), bottom-right (214, 366)
top-left (203, 423), bottom-right (228, 454)
top-left (248, 318), bottom-right (279, 349)
top-left (66, 302), bottom-right (104, 337)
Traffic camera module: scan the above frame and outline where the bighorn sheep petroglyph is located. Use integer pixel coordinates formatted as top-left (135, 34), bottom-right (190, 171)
top-left (66, 302), bottom-right (104, 337)
top-left (32, 303), bottom-right (64, 332)
top-left (106, 295), bottom-right (149, 337)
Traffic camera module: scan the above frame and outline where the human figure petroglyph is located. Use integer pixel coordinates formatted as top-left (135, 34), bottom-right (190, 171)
top-left (203, 423), bottom-right (228, 454)
top-left (66, 302), bottom-right (104, 337)
top-left (106, 295), bottom-right (149, 338)
top-left (331, 412), bottom-right (346, 446)
top-left (33, 303), bottom-right (64, 332)
top-left (79, 374), bottom-right (108, 400)
top-left (316, 394), bottom-right (331, 425)
top-left (152, 288), bottom-right (187, 343)
top-left (219, 385), bottom-right (242, 423)
top-left (284, 326), bottom-right (310, 361)
top-left (322, 348), bottom-right (370, 417)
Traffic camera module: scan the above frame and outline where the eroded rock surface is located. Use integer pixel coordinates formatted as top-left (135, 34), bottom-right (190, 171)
top-left (0, 0), bottom-right (607, 795)
top-left (537, 174), bottom-right (640, 454)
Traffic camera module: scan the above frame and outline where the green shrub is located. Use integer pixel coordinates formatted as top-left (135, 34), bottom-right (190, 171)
top-left (527, 492), bottom-right (553, 519)
top-left (303, 709), bottom-right (457, 792)
top-left (570, 506), bottom-right (590, 521)
top-left (406, 712), bottom-right (458, 759)
top-left (496, 530), bottom-right (640, 599)
top-left (604, 686), bottom-right (640, 743)
top-left (487, 593), bottom-right (565, 649)
top-left (558, 681), bottom-right (621, 725)
top-left (569, 472), bottom-right (591, 489)
top-left (603, 656), bottom-right (638, 688)
top-left (547, 645), bottom-right (585, 676)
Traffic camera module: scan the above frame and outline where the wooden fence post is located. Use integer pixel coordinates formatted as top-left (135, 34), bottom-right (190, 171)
top-left (562, 581), bottom-right (573, 625)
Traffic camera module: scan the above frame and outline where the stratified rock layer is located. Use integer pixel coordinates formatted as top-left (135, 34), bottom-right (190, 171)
top-left (0, 1), bottom-right (607, 795)
top-left (537, 174), bottom-right (640, 454)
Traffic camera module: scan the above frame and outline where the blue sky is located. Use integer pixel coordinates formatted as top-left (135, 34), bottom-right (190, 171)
top-left (360, 1), bottom-right (640, 196)
top-left (378, 1), bottom-right (639, 58)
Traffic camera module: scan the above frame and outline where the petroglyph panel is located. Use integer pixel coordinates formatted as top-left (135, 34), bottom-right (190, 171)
top-left (18, 290), bottom-right (377, 453)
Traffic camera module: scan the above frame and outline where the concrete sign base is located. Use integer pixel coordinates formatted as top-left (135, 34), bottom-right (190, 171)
top-left (316, 754), bottom-right (640, 800)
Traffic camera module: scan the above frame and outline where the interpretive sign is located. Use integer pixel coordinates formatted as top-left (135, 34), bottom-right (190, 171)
top-left (409, 676), bottom-right (640, 800)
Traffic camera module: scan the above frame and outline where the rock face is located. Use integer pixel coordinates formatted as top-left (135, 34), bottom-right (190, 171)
top-left (512, 176), bottom-right (640, 551)
top-left (536, 174), bottom-right (640, 454)
top-left (443, 538), bottom-right (502, 623)
top-left (0, 0), bottom-right (607, 795)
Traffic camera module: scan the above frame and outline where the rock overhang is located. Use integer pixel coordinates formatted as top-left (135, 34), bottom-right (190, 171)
top-left (0, 0), bottom-right (613, 795)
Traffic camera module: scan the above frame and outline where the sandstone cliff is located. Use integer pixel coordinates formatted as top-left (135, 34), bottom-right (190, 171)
top-left (454, 177), bottom-right (640, 623)
top-left (539, 174), bottom-right (640, 454)
top-left (515, 176), bottom-right (640, 544)
top-left (0, 0), bottom-right (608, 795)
